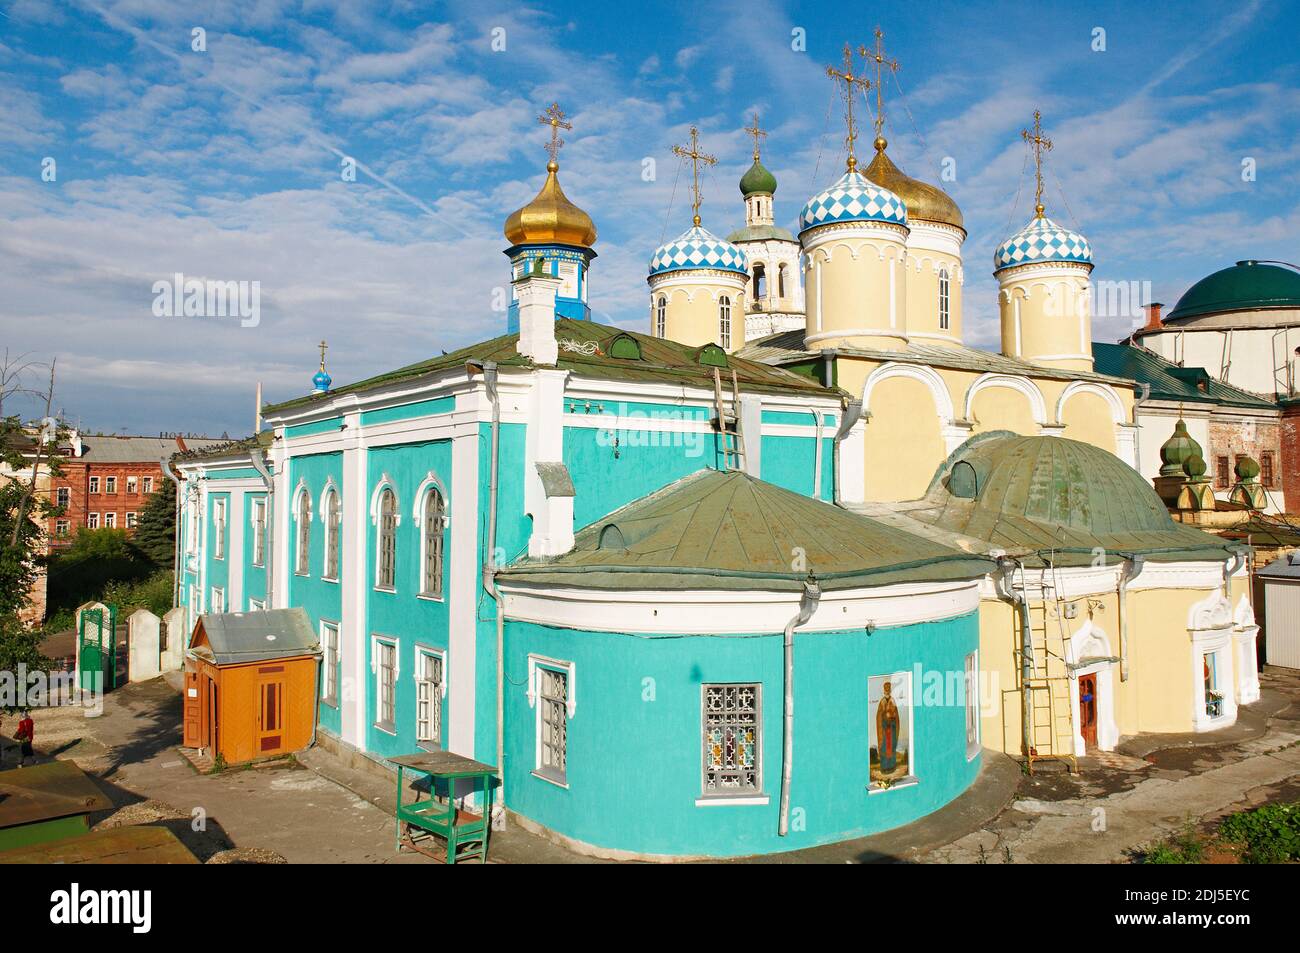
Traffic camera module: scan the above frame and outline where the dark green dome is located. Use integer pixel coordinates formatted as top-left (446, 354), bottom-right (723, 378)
top-left (739, 159), bottom-right (777, 197)
top-left (1166, 260), bottom-right (1300, 321)
top-left (1159, 419), bottom-right (1202, 476)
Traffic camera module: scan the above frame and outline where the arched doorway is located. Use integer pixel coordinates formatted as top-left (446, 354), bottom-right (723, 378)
top-left (1068, 620), bottom-right (1119, 755)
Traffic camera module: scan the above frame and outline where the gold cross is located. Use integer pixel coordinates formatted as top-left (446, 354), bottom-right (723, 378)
top-left (860, 27), bottom-right (899, 148)
top-left (538, 102), bottom-right (572, 170)
top-left (743, 112), bottom-right (767, 162)
top-left (1022, 109), bottom-right (1053, 218)
top-left (317, 340), bottom-right (328, 371)
top-left (672, 125), bottom-right (717, 227)
top-left (826, 43), bottom-right (872, 172)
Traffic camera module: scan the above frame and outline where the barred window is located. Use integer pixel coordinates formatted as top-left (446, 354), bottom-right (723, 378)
top-left (702, 683), bottom-right (760, 795)
top-left (376, 488), bottom-right (397, 589)
top-left (295, 490), bottom-right (311, 575)
top-left (938, 268), bottom-right (951, 330)
top-left (718, 296), bottom-right (732, 349)
top-left (56, 487), bottom-right (70, 507)
top-left (1261, 451), bottom-right (1275, 488)
top-left (213, 499), bottom-right (226, 559)
top-left (656, 296), bottom-right (666, 337)
top-left (321, 622), bottom-right (339, 705)
top-left (374, 637), bottom-right (396, 730)
top-left (421, 488), bottom-right (445, 598)
top-left (416, 650), bottom-right (444, 748)
top-left (323, 488), bottom-right (341, 580)
top-left (251, 498), bottom-right (266, 567)
top-left (537, 667), bottom-right (568, 784)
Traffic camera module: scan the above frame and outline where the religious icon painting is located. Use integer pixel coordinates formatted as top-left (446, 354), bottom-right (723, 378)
top-left (869, 672), bottom-right (912, 788)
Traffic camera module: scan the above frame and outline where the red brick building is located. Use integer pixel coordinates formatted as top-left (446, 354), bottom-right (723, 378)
top-left (47, 434), bottom-right (226, 548)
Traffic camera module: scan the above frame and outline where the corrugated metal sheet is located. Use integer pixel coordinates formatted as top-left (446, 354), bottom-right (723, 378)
top-left (191, 607), bottom-right (320, 665)
top-left (1263, 577), bottom-right (1300, 669)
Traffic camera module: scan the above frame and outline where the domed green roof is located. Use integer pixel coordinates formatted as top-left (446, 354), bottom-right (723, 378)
top-left (739, 159), bottom-right (777, 197)
top-left (1167, 260), bottom-right (1300, 321)
top-left (1159, 419), bottom-right (1202, 476)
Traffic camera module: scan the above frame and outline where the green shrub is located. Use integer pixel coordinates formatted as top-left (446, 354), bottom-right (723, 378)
top-left (1218, 802), bottom-right (1300, 864)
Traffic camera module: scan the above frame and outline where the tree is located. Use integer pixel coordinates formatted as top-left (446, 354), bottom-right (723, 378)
top-left (133, 478), bottom-right (178, 568)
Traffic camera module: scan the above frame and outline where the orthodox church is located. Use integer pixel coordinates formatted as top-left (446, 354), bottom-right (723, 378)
top-left (169, 39), bottom-right (1259, 860)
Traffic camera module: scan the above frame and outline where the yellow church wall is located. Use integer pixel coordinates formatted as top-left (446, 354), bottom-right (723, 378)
top-left (997, 265), bottom-right (1094, 372)
top-left (1125, 586), bottom-right (1219, 734)
top-left (970, 386), bottom-right (1038, 436)
top-left (861, 375), bottom-right (947, 501)
top-left (803, 232), bottom-right (908, 350)
top-left (651, 279), bottom-right (747, 351)
top-left (1061, 390), bottom-right (1119, 453)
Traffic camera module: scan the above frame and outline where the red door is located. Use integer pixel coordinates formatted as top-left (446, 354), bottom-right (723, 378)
top-left (257, 677), bottom-right (285, 753)
top-left (1079, 673), bottom-right (1098, 747)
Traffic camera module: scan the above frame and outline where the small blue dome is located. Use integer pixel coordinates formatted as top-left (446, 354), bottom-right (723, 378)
top-left (648, 225), bottom-right (749, 277)
top-left (799, 170), bottom-right (908, 234)
top-left (312, 369), bottom-right (332, 394)
top-left (995, 215), bottom-right (1092, 272)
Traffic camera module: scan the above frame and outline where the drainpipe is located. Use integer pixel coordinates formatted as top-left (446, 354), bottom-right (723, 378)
top-left (249, 449), bottom-right (275, 609)
top-left (468, 360), bottom-right (504, 816)
top-left (831, 399), bottom-right (863, 506)
top-left (778, 575), bottom-right (821, 837)
top-left (1131, 382), bottom-right (1150, 473)
top-left (1118, 555), bottom-right (1144, 682)
top-left (994, 556), bottom-right (1034, 757)
top-left (1223, 550), bottom-right (1246, 601)
top-left (160, 457), bottom-right (183, 609)
top-left (811, 409), bottom-right (824, 501)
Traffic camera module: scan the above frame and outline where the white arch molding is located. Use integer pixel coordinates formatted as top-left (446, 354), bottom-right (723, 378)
top-left (411, 471), bottom-right (450, 526)
top-left (963, 372), bottom-right (1048, 426)
top-left (860, 362), bottom-right (955, 423)
top-left (368, 475), bottom-right (402, 527)
top-left (1067, 619), bottom-right (1119, 756)
top-left (1055, 381), bottom-right (1126, 427)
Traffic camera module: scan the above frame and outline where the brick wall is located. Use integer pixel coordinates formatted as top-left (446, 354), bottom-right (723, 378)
top-left (1207, 416), bottom-right (1285, 505)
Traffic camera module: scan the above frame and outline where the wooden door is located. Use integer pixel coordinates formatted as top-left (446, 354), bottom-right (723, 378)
top-left (1079, 673), bottom-right (1098, 747)
top-left (207, 675), bottom-right (219, 753)
top-left (183, 670), bottom-right (201, 748)
top-left (257, 677), bottom-right (285, 754)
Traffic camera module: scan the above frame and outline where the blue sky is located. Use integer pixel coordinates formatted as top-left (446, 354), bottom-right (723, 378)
top-left (1, 0), bottom-right (1297, 436)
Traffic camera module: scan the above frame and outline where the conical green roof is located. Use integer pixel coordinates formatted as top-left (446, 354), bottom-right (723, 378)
top-left (740, 159), bottom-right (777, 197)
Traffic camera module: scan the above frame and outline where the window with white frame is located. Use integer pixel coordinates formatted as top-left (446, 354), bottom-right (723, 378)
top-left (373, 636), bottom-right (397, 731)
top-left (376, 488), bottom-right (397, 590)
top-left (534, 663), bottom-right (569, 785)
top-left (126, 512), bottom-right (137, 529)
top-left (701, 683), bottom-right (761, 796)
top-left (295, 489), bottom-right (311, 576)
top-left (718, 295), bottom-right (732, 349)
top-left (321, 621), bottom-right (340, 706)
top-left (55, 519), bottom-right (70, 537)
top-left (655, 296), bottom-right (666, 337)
top-left (89, 476), bottom-right (100, 494)
top-left (126, 476), bottom-right (138, 494)
top-left (251, 498), bottom-right (267, 567)
top-left (88, 513), bottom-right (99, 529)
top-left (248, 598), bottom-right (265, 611)
top-left (56, 486), bottom-right (70, 508)
top-left (415, 648), bottom-right (444, 749)
top-left (210, 587), bottom-right (225, 614)
top-left (105, 476), bottom-right (117, 494)
top-left (143, 477), bottom-right (154, 494)
top-left (104, 512), bottom-right (116, 529)
top-left (213, 498), bottom-right (227, 559)
top-left (420, 487), bottom-right (445, 598)
top-left (323, 487), bottom-right (341, 580)
top-left (186, 496), bottom-right (199, 553)
top-left (965, 651), bottom-right (980, 759)
top-left (938, 268), bottom-right (951, 330)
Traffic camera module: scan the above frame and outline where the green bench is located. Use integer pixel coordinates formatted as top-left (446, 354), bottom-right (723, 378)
top-left (390, 752), bottom-right (497, 865)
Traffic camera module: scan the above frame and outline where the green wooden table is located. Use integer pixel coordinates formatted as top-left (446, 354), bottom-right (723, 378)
top-left (389, 752), bottom-right (497, 865)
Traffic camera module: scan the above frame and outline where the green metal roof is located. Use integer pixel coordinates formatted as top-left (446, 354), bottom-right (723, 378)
top-left (499, 469), bottom-right (993, 592)
top-left (193, 607), bottom-right (321, 665)
top-left (1166, 260), bottom-right (1300, 321)
top-left (265, 319), bottom-right (840, 415)
top-left (1092, 342), bottom-right (1277, 409)
top-left (907, 433), bottom-right (1242, 566)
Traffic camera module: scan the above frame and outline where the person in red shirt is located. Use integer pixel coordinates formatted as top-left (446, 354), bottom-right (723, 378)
top-left (13, 711), bottom-right (34, 767)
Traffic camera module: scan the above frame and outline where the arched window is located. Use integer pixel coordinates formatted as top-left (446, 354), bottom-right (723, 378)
top-left (376, 488), bottom-right (397, 590)
top-left (718, 296), bottom-right (732, 349)
top-left (656, 296), bottom-right (666, 338)
top-left (938, 268), bottom-right (951, 330)
top-left (294, 489), bottom-right (311, 576)
top-left (323, 487), bottom-right (341, 580)
top-left (753, 263), bottom-right (767, 301)
top-left (421, 487), bottom-right (445, 598)
top-left (778, 263), bottom-right (787, 299)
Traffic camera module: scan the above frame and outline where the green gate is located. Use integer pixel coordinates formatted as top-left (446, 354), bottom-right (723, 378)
top-left (77, 604), bottom-right (118, 693)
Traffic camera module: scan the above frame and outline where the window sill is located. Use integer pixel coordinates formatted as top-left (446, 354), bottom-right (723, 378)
top-left (416, 593), bottom-right (445, 603)
top-left (322, 576), bottom-right (340, 584)
top-left (373, 722), bottom-right (397, 737)
top-left (321, 697), bottom-right (339, 709)
top-left (532, 770), bottom-right (569, 790)
top-left (868, 777), bottom-right (919, 795)
top-left (374, 586), bottom-right (396, 595)
top-left (694, 794), bottom-right (769, 807)
top-left (417, 741), bottom-right (441, 753)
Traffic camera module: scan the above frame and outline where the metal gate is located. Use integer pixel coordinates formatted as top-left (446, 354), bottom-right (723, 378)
top-left (77, 604), bottom-right (118, 693)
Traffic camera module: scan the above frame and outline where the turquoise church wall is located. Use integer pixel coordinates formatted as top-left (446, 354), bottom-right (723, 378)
top-left (242, 491), bottom-right (268, 610)
top-left (204, 492), bottom-right (230, 607)
top-left (287, 452), bottom-right (344, 737)
top-left (503, 610), bottom-right (980, 857)
top-left (363, 440), bottom-right (454, 758)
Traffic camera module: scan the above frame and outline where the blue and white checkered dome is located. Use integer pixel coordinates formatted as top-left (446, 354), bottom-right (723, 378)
top-left (798, 170), bottom-right (908, 235)
top-left (994, 215), bottom-right (1092, 272)
top-left (648, 224), bottom-right (749, 277)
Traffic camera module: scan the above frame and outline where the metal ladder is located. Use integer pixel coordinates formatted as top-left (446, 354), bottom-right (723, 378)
top-left (1005, 575), bottom-right (1078, 774)
top-left (712, 367), bottom-right (746, 472)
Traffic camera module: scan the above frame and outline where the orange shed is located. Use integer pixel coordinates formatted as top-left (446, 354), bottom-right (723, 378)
top-left (183, 608), bottom-right (321, 766)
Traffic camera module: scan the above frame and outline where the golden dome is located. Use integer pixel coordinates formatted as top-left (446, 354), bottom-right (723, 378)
top-left (863, 139), bottom-right (963, 230)
top-left (503, 161), bottom-right (597, 248)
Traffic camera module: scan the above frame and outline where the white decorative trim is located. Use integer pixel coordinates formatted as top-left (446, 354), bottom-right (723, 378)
top-left (1067, 620), bottom-right (1118, 756)
top-left (964, 372), bottom-right (1047, 425)
top-left (368, 475), bottom-right (401, 527)
top-left (804, 328), bottom-right (909, 346)
top-left (411, 471), bottom-right (449, 526)
top-left (694, 796), bottom-right (770, 807)
top-left (860, 361), bottom-right (955, 423)
top-left (1055, 380), bottom-right (1126, 427)
top-left (316, 477), bottom-right (338, 522)
top-left (414, 644), bottom-right (448, 699)
top-left (526, 654), bottom-right (577, 718)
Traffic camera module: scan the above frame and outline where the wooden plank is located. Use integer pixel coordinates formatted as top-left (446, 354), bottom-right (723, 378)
top-left (0, 825), bottom-right (199, 864)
